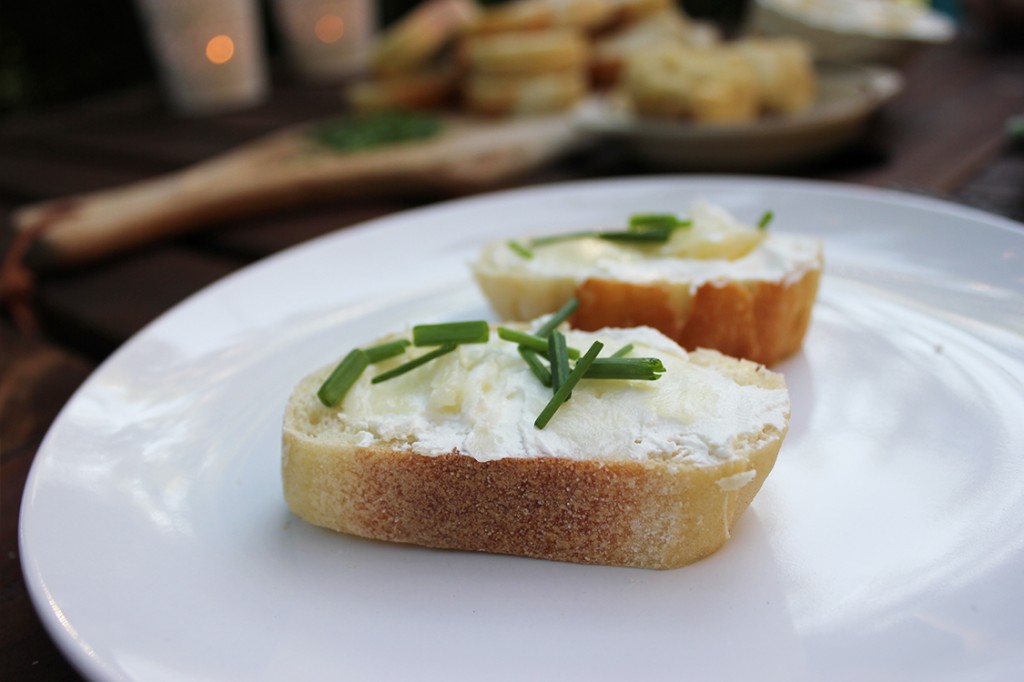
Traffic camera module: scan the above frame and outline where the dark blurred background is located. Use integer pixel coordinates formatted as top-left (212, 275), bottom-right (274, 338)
top-left (0, 0), bottom-right (751, 116)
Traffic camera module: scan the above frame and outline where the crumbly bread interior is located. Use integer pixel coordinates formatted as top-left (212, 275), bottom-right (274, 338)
top-left (283, 330), bottom-right (789, 569)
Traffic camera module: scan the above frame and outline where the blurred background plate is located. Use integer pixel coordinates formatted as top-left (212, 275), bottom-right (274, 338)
top-left (576, 65), bottom-right (902, 172)
top-left (746, 0), bottom-right (956, 65)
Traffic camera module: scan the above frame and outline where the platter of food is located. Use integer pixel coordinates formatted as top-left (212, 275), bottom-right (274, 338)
top-left (576, 65), bottom-right (902, 171)
top-left (21, 177), bottom-right (1024, 680)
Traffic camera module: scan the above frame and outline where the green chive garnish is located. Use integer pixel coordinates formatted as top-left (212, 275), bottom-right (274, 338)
top-left (548, 330), bottom-right (570, 397)
top-left (629, 213), bottom-right (680, 230)
top-left (535, 341), bottom-right (603, 429)
top-left (317, 349), bottom-right (370, 407)
top-left (508, 240), bottom-right (533, 259)
top-left (528, 215), bottom-right (694, 251)
top-left (530, 231), bottom-right (597, 247)
top-left (412, 320), bottom-right (489, 346)
top-left (363, 339), bottom-right (411, 363)
top-left (498, 327), bottom-right (580, 358)
top-left (308, 111), bottom-right (443, 153)
top-left (534, 297), bottom-right (579, 338)
top-left (371, 343), bottom-right (457, 383)
top-left (598, 229), bottom-right (673, 243)
top-left (610, 344), bottom-right (633, 358)
top-left (758, 210), bottom-right (774, 230)
top-left (585, 357), bottom-right (665, 380)
top-left (518, 348), bottom-right (552, 387)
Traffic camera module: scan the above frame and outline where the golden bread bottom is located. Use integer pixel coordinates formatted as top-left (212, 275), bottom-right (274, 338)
top-left (474, 267), bottom-right (821, 366)
top-left (573, 269), bottom-right (821, 366)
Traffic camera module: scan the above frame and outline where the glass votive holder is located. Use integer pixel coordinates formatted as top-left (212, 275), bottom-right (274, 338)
top-left (271, 0), bottom-right (377, 81)
top-left (135, 0), bottom-right (269, 115)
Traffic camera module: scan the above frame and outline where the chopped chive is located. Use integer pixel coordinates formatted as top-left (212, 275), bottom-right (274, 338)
top-left (497, 327), bottom-right (580, 359)
top-left (758, 210), bottom-right (774, 230)
top-left (548, 330), bottom-right (571, 397)
top-left (518, 347), bottom-right (552, 387)
top-left (412, 320), bottom-right (489, 346)
top-left (610, 343), bottom-right (633, 358)
top-left (535, 341), bottom-right (603, 429)
top-left (585, 357), bottom-right (666, 380)
top-left (363, 339), bottom-right (411, 363)
top-left (308, 111), bottom-right (444, 153)
top-left (629, 213), bottom-right (680, 230)
top-left (317, 349), bottom-right (370, 407)
top-left (534, 297), bottom-right (579, 338)
top-left (598, 229), bottom-right (673, 243)
top-left (508, 240), bottom-right (533, 259)
top-left (530, 231), bottom-right (598, 247)
top-left (371, 343), bottom-right (457, 383)
top-left (529, 217), bottom-right (694, 251)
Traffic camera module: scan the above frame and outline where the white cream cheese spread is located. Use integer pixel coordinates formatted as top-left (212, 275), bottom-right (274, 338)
top-left (474, 201), bottom-right (822, 290)
top-left (302, 324), bottom-right (789, 467)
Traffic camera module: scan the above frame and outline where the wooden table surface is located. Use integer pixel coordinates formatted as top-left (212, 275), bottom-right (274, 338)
top-left (2, 32), bottom-right (1022, 680)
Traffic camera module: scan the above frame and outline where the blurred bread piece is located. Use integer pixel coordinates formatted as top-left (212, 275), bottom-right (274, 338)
top-left (625, 44), bottom-right (760, 122)
top-left (346, 70), bottom-right (457, 113)
top-left (373, 0), bottom-right (480, 75)
top-left (463, 68), bottom-right (588, 115)
top-left (471, 0), bottom-right (613, 34)
top-left (461, 28), bottom-right (589, 75)
top-left (734, 37), bottom-right (816, 115)
top-left (591, 9), bottom-right (720, 85)
top-left (603, 0), bottom-right (675, 26)
top-left (472, 202), bottom-right (823, 365)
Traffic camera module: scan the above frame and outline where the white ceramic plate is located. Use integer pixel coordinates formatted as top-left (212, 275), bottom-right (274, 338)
top-left (21, 178), bottom-right (1024, 681)
top-left (576, 66), bottom-right (902, 171)
top-left (746, 0), bottom-right (956, 65)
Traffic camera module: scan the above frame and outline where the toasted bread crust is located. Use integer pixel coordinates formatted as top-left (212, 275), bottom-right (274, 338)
top-left (474, 258), bottom-right (822, 366)
top-left (572, 267), bottom-right (821, 365)
top-left (282, 350), bottom-right (786, 569)
top-left (283, 446), bottom-right (780, 569)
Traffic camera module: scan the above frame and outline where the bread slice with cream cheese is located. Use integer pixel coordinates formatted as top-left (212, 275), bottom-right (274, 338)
top-left (283, 322), bottom-right (789, 569)
top-left (472, 201), bottom-right (823, 365)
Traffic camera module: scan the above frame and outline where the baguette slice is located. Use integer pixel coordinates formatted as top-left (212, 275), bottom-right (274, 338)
top-left (734, 37), bottom-right (816, 115)
top-left (462, 69), bottom-right (588, 115)
top-left (469, 0), bottom-right (613, 34)
top-left (460, 28), bottom-right (590, 76)
top-left (472, 201), bottom-right (823, 365)
top-left (283, 324), bottom-right (790, 569)
top-left (372, 0), bottom-right (480, 75)
top-left (624, 44), bottom-right (761, 123)
top-left (591, 8), bottom-right (720, 86)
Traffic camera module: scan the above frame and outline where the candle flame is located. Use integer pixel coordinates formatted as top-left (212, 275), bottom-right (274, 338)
top-left (314, 15), bottom-right (346, 44)
top-left (205, 35), bottom-right (235, 64)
